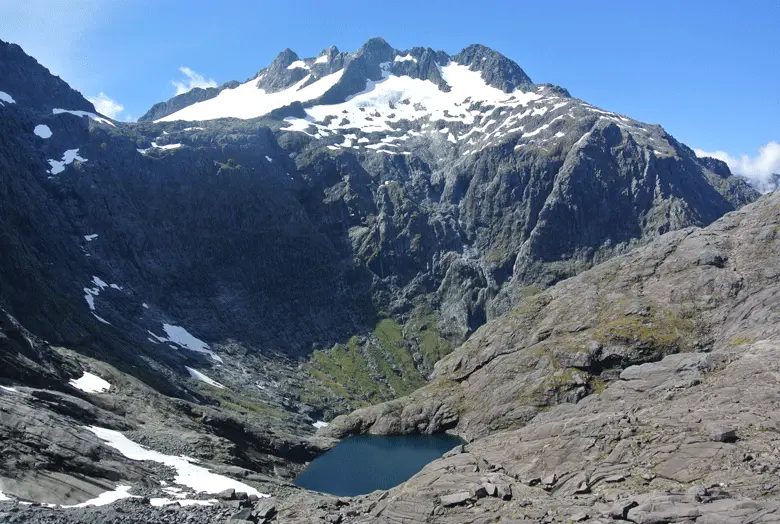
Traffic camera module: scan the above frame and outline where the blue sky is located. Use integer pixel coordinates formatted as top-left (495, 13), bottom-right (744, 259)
top-left (1, 0), bottom-right (778, 178)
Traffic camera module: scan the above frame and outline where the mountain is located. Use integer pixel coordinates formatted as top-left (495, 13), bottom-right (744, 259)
top-left (0, 36), bottom-right (770, 521)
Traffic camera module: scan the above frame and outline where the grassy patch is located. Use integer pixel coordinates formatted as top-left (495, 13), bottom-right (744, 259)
top-left (595, 309), bottom-right (695, 352)
top-left (196, 385), bottom-right (287, 420)
top-left (728, 336), bottom-right (757, 346)
top-left (305, 311), bottom-right (452, 410)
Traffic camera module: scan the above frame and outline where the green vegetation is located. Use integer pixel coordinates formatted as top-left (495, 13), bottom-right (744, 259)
top-left (728, 336), bottom-right (757, 346)
top-left (304, 307), bottom-right (453, 410)
top-left (195, 383), bottom-right (287, 421)
top-left (594, 309), bottom-right (695, 352)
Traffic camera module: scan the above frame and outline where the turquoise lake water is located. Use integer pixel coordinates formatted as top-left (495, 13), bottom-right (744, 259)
top-left (294, 434), bottom-right (464, 496)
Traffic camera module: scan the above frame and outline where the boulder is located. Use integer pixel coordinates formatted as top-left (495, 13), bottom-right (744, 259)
top-left (440, 492), bottom-right (471, 507)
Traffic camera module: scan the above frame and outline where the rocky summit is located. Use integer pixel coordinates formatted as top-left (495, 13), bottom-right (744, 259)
top-left (0, 35), bottom-right (775, 523)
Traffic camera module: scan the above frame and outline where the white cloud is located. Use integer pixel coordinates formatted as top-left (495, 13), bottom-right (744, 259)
top-left (87, 92), bottom-right (126, 120)
top-left (695, 141), bottom-right (780, 187)
top-left (172, 67), bottom-right (217, 96)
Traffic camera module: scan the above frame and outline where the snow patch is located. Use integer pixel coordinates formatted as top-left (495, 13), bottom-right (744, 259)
top-left (0, 490), bottom-right (11, 501)
top-left (62, 486), bottom-right (136, 508)
top-left (92, 313), bottom-right (111, 325)
top-left (150, 498), bottom-right (214, 507)
top-left (186, 367), bottom-right (225, 389)
top-left (84, 234), bottom-right (98, 242)
top-left (314, 54), bottom-right (329, 64)
top-left (394, 54), bottom-right (417, 63)
top-left (48, 149), bottom-right (87, 175)
top-left (142, 303), bottom-right (149, 309)
top-left (288, 62), bottom-right (542, 137)
top-left (287, 60), bottom-right (309, 70)
top-left (159, 70), bottom-right (344, 122)
top-left (147, 324), bottom-right (223, 363)
top-left (1, 386), bottom-right (18, 393)
top-left (34, 124), bottom-right (52, 139)
top-left (265, 155), bottom-right (273, 162)
top-left (85, 426), bottom-right (268, 497)
top-left (53, 108), bottom-right (115, 127)
top-left (69, 372), bottom-right (111, 393)
top-left (312, 420), bottom-right (329, 429)
top-left (0, 91), bottom-right (15, 105)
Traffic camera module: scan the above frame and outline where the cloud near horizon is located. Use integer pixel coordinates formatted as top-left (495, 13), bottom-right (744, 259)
top-left (87, 92), bottom-right (127, 120)
top-left (172, 67), bottom-right (217, 96)
top-left (695, 141), bottom-right (780, 187)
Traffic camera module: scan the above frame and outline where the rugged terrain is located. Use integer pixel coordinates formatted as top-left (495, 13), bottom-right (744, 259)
top-left (0, 36), bottom-right (775, 523)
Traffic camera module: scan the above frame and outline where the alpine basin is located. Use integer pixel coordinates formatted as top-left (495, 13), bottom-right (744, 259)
top-left (295, 434), bottom-right (464, 496)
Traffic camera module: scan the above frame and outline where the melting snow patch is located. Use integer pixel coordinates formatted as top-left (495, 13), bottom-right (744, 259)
top-left (48, 149), bottom-right (87, 175)
top-left (394, 54), bottom-right (417, 63)
top-left (150, 498), bottom-right (214, 507)
top-left (312, 420), bottom-right (329, 429)
top-left (85, 426), bottom-right (268, 497)
top-left (84, 234), bottom-right (98, 242)
top-left (69, 372), bottom-right (111, 393)
top-left (287, 60), bottom-right (309, 70)
top-left (186, 367), bottom-right (225, 389)
top-left (92, 313), bottom-right (111, 325)
top-left (62, 485), bottom-right (136, 508)
top-left (0, 91), bottom-right (15, 105)
top-left (53, 108), bottom-right (115, 127)
top-left (51, 108), bottom-right (116, 127)
top-left (84, 290), bottom-right (97, 310)
top-left (156, 142), bottom-right (182, 150)
top-left (149, 324), bottom-right (223, 363)
top-left (34, 124), bottom-right (52, 139)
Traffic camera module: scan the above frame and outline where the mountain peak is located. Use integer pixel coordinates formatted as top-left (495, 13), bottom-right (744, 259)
top-left (149, 38), bottom-right (547, 121)
top-left (356, 37), bottom-right (394, 64)
top-left (454, 43), bottom-right (533, 92)
top-left (270, 48), bottom-right (300, 68)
